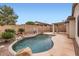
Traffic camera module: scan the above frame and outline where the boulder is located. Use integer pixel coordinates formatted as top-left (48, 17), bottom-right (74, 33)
top-left (16, 47), bottom-right (32, 56)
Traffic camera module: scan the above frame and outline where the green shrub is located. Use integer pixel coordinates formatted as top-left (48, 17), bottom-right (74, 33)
top-left (2, 32), bottom-right (14, 39)
top-left (26, 21), bottom-right (35, 25)
top-left (18, 28), bottom-right (25, 34)
top-left (5, 29), bottom-right (15, 34)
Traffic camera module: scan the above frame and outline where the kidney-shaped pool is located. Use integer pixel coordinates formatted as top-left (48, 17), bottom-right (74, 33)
top-left (12, 34), bottom-right (54, 53)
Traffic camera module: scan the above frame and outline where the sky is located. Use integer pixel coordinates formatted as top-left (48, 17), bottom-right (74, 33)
top-left (0, 3), bottom-right (72, 24)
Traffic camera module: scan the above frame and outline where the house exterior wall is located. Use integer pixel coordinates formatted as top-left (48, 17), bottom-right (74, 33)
top-left (68, 20), bottom-right (75, 39)
top-left (73, 4), bottom-right (79, 46)
top-left (70, 4), bottom-right (79, 55)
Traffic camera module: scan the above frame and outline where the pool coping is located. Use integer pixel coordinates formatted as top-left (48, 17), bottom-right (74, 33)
top-left (9, 33), bottom-right (55, 56)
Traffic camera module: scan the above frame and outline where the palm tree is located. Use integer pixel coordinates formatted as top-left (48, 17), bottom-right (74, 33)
top-left (0, 5), bottom-right (18, 25)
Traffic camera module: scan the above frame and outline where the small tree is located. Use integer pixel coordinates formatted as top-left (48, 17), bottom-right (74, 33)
top-left (26, 21), bottom-right (35, 25)
top-left (18, 28), bottom-right (25, 34)
top-left (0, 5), bottom-right (18, 25)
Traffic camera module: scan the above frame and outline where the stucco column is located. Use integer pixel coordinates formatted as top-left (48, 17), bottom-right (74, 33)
top-left (52, 24), bottom-right (55, 34)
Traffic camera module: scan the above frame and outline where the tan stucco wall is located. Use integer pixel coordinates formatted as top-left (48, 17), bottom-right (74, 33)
top-left (0, 24), bottom-right (51, 34)
top-left (58, 24), bottom-right (66, 32)
top-left (68, 20), bottom-right (75, 39)
top-left (73, 4), bottom-right (79, 46)
top-left (66, 23), bottom-right (69, 35)
top-left (53, 23), bottom-right (66, 33)
top-left (0, 25), bottom-right (17, 32)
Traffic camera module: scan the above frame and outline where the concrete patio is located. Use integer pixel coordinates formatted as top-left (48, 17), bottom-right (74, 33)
top-left (50, 33), bottom-right (75, 56)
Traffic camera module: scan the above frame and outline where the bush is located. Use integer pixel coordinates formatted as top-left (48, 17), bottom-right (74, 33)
top-left (5, 29), bottom-right (15, 34)
top-left (18, 28), bottom-right (25, 34)
top-left (26, 21), bottom-right (35, 25)
top-left (2, 32), bottom-right (14, 39)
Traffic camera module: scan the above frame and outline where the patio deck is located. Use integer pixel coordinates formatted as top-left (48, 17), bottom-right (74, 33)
top-left (0, 41), bottom-right (12, 56)
top-left (50, 33), bottom-right (75, 56)
top-left (0, 33), bottom-right (75, 56)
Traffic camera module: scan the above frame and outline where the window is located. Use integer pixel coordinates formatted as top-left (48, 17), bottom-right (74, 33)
top-left (77, 15), bottom-right (79, 36)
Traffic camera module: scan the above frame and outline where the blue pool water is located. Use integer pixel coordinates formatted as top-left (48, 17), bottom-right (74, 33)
top-left (12, 34), bottom-right (53, 53)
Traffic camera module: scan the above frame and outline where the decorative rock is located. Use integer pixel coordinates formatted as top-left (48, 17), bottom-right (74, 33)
top-left (16, 47), bottom-right (32, 56)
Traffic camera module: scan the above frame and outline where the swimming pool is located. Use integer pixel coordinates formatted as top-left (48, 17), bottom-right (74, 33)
top-left (12, 34), bottom-right (53, 53)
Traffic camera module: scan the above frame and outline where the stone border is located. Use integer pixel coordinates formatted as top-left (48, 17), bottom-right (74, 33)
top-left (9, 33), bottom-right (54, 56)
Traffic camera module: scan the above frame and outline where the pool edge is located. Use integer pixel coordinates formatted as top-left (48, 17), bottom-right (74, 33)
top-left (9, 33), bottom-right (55, 56)
top-left (9, 34), bottom-right (39, 55)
